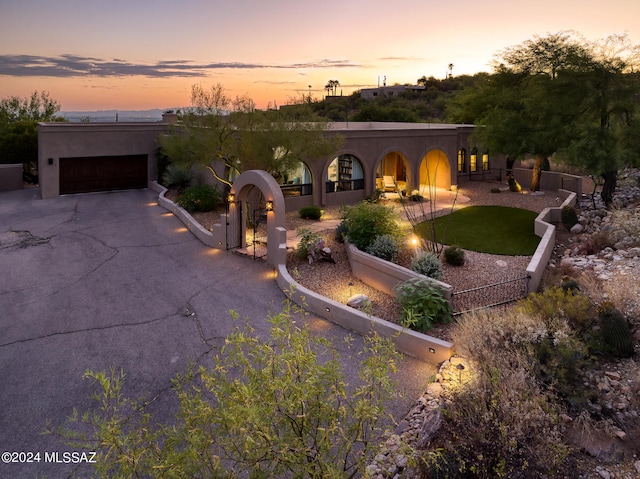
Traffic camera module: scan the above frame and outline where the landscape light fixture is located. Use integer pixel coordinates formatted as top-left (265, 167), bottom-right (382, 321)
top-left (265, 200), bottom-right (274, 212)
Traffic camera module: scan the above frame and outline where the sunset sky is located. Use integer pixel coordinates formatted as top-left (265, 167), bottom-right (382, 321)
top-left (1, 0), bottom-right (638, 112)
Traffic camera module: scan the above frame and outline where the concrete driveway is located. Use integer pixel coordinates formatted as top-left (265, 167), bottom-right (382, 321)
top-left (0, 187), bottom-right (435, 478)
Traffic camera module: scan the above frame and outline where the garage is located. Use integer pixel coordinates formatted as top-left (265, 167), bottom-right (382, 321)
top-left (59, 155), bottom-right (148, 195)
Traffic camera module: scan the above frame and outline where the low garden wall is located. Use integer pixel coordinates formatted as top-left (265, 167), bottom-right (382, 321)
top-left (526, 189), bottom-right (577, 293)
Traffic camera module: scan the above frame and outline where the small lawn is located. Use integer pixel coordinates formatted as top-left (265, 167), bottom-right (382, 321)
top-left (417, 205), bottom-right (540, 255)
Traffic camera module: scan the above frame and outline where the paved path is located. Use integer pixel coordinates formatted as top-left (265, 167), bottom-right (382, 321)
top-left (0, 187), bottom-right (435, 478)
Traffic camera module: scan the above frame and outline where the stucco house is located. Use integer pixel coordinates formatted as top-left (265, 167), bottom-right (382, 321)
top-left (38, 116), bottom-right (508, 210)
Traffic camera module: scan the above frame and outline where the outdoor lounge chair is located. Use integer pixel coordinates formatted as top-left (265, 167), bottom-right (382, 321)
top-left (383, 175), bottom-right (396, 192)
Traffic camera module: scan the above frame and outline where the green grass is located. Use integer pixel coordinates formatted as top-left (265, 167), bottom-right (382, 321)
top-left (417, 206), bottom-right (540, 256)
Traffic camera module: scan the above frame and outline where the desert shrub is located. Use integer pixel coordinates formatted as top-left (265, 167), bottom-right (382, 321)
top-left (517, 286), bottom-right (593, 332)
top-left (609, 208), bottom-right (640, 246)
top-left (365, 234), bottom-right (399, 262)
top-left (421, 365), bottom-right (571, 479)
top-left (431, 310), bottom-right (575, 478)
top-left (443, 245), bottom-right (465, 266)
top-left (508, 176), bottom-right (522, 192)
top-left (334, 220), bottom-right (348, 243)
top-left (365, 188), bottom-right (384, 203)
top-left (409, 189), bottom-right (424, 202)
top-left (393, 277), bottom-right (451, 331)
top-left (410, 250), bottom-right (443, 280)
top-left (175, 184), bottom-right (221, 212)
top-left (342, 202), bottom-right (398, 250)
top-left (161, 163), bottom-right (193, 192)
top-left (597, 301), bottom-right (634, 358)
top-left (295, 228), bottom-right (326, 263)
top-left (52, 306), bottom-right (399, 478)
top-left (298, 205), bottom-right (323, 220)
top-left (561, 205), bottom-right (579, 230)
top-left (577, 230), bottom-right (615, 255)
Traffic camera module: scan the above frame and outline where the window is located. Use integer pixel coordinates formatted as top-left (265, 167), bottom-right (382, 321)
top-left (279, 161), bottom-right (312, 197)
top-left (482, 153), bottom-right (489, 171)
top-left (457, 149), bottom-right (466, 173)
top-left (470, 149), bottom-right (478, 173)
top-left (326, 155), bottom-right (364, 192)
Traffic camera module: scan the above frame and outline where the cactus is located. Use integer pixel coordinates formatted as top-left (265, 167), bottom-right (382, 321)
top-left (561, 205), bottom-right (579, 231)
top-left (598, 302), bottom-right (634, 358)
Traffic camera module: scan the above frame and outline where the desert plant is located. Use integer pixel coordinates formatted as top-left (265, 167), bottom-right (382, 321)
top-left (365, 234), bottom-right (399, 262)
top-left (443, 245), bottom-right (465, 266)
top-left (298, 205), bottom-right (323, 220)
top-left (394, 277), bottom-right (451, 331)
top-left (175, 184), bottom-right (221, 212)
top-left (50, 306), bottom-right (399, 478)
top-left (517, 286), bottom-right (593, 332)
top-left (409, 189), bottom-right (424, 202)
top-left (597, 301), bottom-right (634, 358)
top-left (410, 250), bottom-right (443, 280)
top-left (295, 228), bottom-right (326, 263)
top-left (334, 220), bottom-right (348, 243)
top-left (161, 162), bottom-right (193, 191)
top-left (561, 205), bottom-right (579, 230)
top-left (342, 201), bottom-right (398, 250)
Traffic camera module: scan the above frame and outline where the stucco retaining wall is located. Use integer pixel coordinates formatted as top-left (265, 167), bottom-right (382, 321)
top-left (345, 241), bottom-right (453, 300)
top-left (526, 189), bottom-right (576, 293)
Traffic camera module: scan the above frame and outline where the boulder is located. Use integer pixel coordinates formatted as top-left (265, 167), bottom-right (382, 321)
top-left (347, 294), bottom-right (371, 309)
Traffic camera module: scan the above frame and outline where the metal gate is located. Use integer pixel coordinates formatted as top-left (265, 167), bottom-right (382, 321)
top-left (451, 275), bottom-right (530, 316)
top-left (226, 200), bottom-right (268, 261)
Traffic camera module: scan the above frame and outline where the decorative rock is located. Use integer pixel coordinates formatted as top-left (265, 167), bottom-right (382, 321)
top-left (347, 293), bottom-right (371, 309)
top-left (496, 260), bottom-right (508, 267)
top-left (570, 223), bottom-right (584, 234)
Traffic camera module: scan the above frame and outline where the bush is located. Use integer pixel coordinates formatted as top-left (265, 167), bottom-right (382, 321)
top-left (393, 277), bottom-right (451, 331)
top-left (443, 245), bottom-right (465, 266)
top-left (298, 205), bottom-right (323, 220)
top-left (517, 286), bottom-right (593, 332)
top-left (410, 250), bottom-right (443, 280)
top-left (175, 184), bottom-right (221, 212)
top-left (295, 228), bottom-right (325, 263)
top-left (334, 221), bottom-right (348, 243)
top-left (342, 202), bottom-right (398, 250)
top-left (161, 163), bottom-right (193, 191)
top-left (365, 234), bottom-right (399, 262)
top-left (53, 306), bottom-right (400, 478)
top-left (561, 205), bottom-right (579, 230)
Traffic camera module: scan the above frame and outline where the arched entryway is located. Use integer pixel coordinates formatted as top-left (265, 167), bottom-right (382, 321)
top-left (375, 151), bottom-right (410, 193)
top-left (419, 149), bottom-right (451, 194)
top-left (228, 170), bottom-right (286, 266)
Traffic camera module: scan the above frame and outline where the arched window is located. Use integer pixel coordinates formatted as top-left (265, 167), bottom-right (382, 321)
top-left (278, 161), bottom-right (312, 197)
top-left (457, 149), bottom-right (466, 173)
top-left (326, 154), bottom-right (364, 192)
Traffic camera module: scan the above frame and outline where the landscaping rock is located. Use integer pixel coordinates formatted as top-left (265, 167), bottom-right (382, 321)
top-left (347, 293), bottom-right (371, 309)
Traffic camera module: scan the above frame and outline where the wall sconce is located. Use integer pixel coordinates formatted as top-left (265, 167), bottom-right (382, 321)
top-left (265, 200), bottom-right (274, 212)
top-left (227, 193), bottom-right (235, 203)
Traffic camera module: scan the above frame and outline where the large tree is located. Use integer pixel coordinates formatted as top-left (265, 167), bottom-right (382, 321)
top-left (0, 91), bottom-right (62, 182)
top-left (448, 32), bottom-right (640, 200)
top-left (160, 83), bottom-right (341, 188)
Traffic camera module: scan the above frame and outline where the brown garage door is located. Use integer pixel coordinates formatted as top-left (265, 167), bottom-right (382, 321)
top-left (59, 155), bottom-right (148, 195)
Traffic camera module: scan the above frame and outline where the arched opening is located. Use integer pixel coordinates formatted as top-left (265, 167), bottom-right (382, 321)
top-left (326, 154), bottom-right (364, 193)
top-left (375, 151), bottom-right (409, 193)
top-left (419, 149), bottom-right (451, 194)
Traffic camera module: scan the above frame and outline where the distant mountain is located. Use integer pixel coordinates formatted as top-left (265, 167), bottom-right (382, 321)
top-left (59, 108), bottom-right (182, 122)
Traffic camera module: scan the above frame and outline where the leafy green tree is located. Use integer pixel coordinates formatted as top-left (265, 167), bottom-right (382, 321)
top-left (50, 304), bottom-right (400, 478)
top-left (0, 91), bottom-right (62, 182)
top-left (160, 83), bottom-right (341, 188)
top-left (448, 32), bottom-right (640, 201)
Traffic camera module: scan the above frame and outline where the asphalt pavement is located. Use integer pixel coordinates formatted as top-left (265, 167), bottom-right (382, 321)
top-left (0, 187), bottom-right (435, 478)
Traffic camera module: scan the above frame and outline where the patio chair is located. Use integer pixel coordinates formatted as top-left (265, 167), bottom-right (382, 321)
top-left (383, 175), bottom-right (396, 192)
